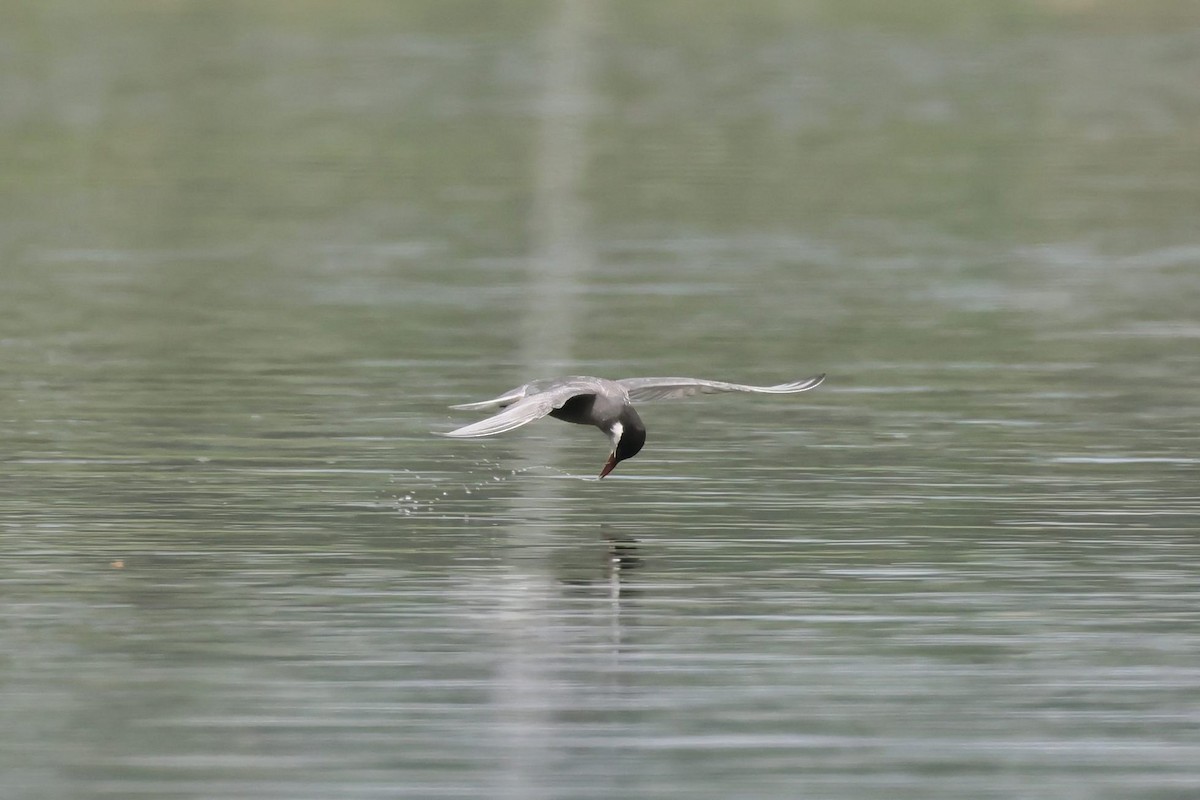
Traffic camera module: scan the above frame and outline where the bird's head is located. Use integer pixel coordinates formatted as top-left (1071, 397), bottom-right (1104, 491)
top-left (599, 409), bottom-right (646, 478)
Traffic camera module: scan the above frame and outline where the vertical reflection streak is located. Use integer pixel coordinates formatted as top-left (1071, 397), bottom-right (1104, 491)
top-left (494, 2), bottom-right (597, 798)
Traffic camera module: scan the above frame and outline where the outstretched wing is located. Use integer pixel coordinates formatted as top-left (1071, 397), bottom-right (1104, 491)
top-left (439, 395), bottom-right (561, 437)
top-left (440, 378), bottom-right (604, 438)
top-left (448, 384), bottom-right (531, 412)
top-left (617, 374), bottom-right (825, 403)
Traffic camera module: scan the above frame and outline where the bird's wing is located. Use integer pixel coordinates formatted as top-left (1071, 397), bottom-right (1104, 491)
top-left (616, 374), bottom-right (825, 403)
top-left (448, 384), bottom-right (531, 411)
top-left (439, 396), bottom-right (558, 437)
top-left (440, 379), bottom-right (602, 438)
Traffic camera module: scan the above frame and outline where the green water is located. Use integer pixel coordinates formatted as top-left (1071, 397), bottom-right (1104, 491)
top-left (3, 2), bottom-right (1199, 798)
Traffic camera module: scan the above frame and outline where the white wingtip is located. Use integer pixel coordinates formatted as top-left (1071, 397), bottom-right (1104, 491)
top-left (448, 399), bottom-right (510, 411)
top-left (438, 426), bottom-right (486, 438)
top-left (756, 373), bottom-right (826, 393)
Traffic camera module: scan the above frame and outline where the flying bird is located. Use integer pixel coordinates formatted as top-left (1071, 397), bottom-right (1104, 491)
top-left (440, 373), bottom-right (825, 478)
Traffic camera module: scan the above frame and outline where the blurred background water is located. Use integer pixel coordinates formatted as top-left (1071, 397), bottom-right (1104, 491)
top-left (2, 2), bottom-right (1199, 798)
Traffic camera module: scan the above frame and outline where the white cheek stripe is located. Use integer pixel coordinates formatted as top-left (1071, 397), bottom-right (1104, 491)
top-left (608, 421), bottom-right (623, 448)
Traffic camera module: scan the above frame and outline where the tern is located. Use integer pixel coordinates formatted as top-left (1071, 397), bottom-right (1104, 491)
top-left (440, 373), bottom-right (825, 478)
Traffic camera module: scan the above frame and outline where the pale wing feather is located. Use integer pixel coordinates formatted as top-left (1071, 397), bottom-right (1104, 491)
top-left (441, 378), bottom-right (607, 438)
top-left (448, 384), bottom-right (530, 411)
top-left (440, 395), bottom-right (560, 437)
top-left (618, 374), bottom-right (825, 403)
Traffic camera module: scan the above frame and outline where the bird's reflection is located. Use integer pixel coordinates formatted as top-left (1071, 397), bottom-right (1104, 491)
top-left (557, 526), bottom-right (641, 599)
top-left (561, 525), bottom-right (638, 657)
top-left (602, 527), bottom-right (641, 602)
top-left (547, 526), bottom-right (641, 652)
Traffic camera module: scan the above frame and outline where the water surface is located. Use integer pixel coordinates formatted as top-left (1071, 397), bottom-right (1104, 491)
top-left (3, 2), bottom-right (1199, 798)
